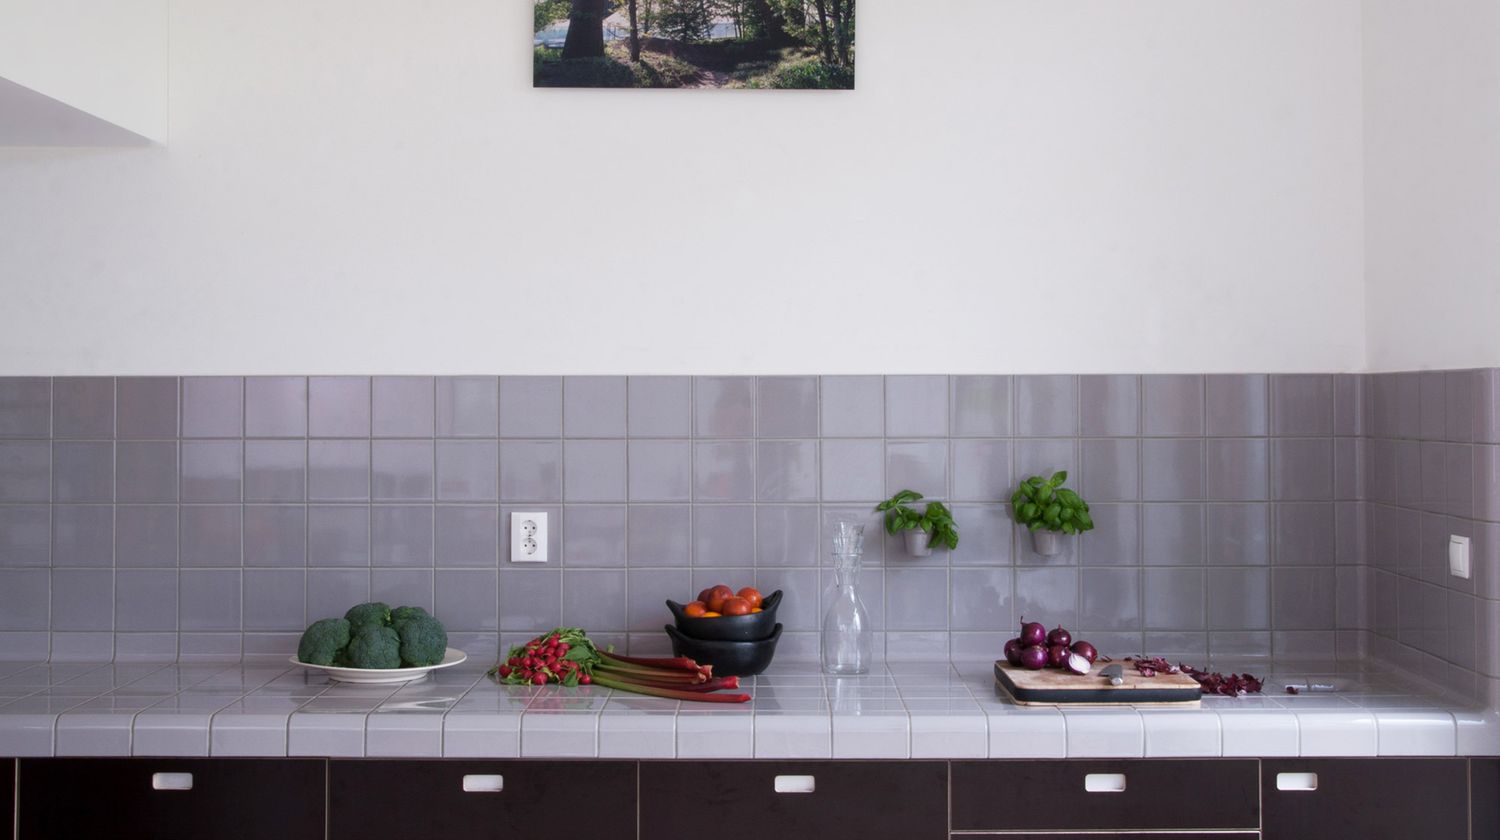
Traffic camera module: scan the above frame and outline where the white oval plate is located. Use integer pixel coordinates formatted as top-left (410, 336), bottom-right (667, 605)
top-left (289, 647), bottom-right (468, 684)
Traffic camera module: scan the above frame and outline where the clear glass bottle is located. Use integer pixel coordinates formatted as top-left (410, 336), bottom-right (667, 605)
top-left (822, 520), bottom-right (872, 675)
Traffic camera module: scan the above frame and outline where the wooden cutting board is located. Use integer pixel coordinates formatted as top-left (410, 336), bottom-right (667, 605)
top-left (994, 660), bottom-right (1203, 706)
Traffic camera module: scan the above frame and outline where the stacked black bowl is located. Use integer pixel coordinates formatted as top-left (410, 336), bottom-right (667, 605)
top-left (664, 590), bottom-right (783, 677)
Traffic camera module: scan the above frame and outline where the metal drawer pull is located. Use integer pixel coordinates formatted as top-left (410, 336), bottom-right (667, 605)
top-left (151, 773), bottom-right (193, 791)
top-left (1084, 773), bottom-right (1126, 793)
top-left (774, 775), bottom-right (815, 793)
top-left (1276, 772), bottom-right (1318, 791)
top-left (462, 774), bottom-right (504, 793)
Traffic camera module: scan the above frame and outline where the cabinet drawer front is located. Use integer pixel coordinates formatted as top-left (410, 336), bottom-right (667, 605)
top-left (641, 760), bottom-right (948, 840)
top-left (1261, 758), bottom-right (1467, 840)
top-left (17, 758), bottom-right (325, 840)
top-left (952, 759), bottom-right (1259, 832)
top-left (955, 834), bottom-right (1258, 839)
top-left (329, 759), bottom-right (636, 840)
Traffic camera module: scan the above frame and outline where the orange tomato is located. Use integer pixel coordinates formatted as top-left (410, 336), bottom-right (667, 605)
top-left (701, 611), bottom-right (721, 618)
top-left (705, 585), bottom-right (734, 613)
top-left (750, 607), bottom-right (763, 613)
top-left (683, 601), bottom-right (708, 618)
top-left (736, 587), bottom-right (763, 609)
top-left (721, 596), bottom-right (752, 616)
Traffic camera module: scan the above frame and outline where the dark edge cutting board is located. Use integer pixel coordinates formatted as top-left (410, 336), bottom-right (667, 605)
top-left (994, 661), bottom-right (1203, 705)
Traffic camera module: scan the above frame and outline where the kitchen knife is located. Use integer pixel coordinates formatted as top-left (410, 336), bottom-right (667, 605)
top-left (1100, 663), bottom-right (1124, 686)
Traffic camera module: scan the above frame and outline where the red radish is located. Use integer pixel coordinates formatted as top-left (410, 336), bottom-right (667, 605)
top-left (1019, 618), bottom-right (1046, 647)
top-left (1046, 644), bottom-right (1070, 668)
top-left (1020, 645), bottom-right (1048, 670)
top-left (1047, 626), bottom-right (1072, 648)
top-left (1070, 641), bottom-right (1098, 664)
top-left (1003, 638), bottom-right (1024, 667)
top-left (1065, 652), bottom-right (1092, 675)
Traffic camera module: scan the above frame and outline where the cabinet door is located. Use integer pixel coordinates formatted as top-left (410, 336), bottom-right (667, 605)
top-left (329, 759), bottom-right (636, 840)
top-left (3, 759), bottom-right (13, 839)
top-left (1474, 759), bottom-right (1500, 840)
top-left (640, 760), bottom-right (948, 840)
top-left (17, 758), bottom-right (325, 840)
top-left (951, 759), bottom-right (1259, 833)
top-left (1261, 759), bottom-right (1467, 840)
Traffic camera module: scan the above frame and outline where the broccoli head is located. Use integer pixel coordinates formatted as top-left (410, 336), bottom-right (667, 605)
top-left (397, 614), bottom-right (448, 667)
top-left (390, 605), bottom-right (430, 628)
top-left (345, 624), bottom-right (402, 669)
top-left (297, 618), bottom-right (351, 666)
top-left (343, 601), bottom-right (392, 630)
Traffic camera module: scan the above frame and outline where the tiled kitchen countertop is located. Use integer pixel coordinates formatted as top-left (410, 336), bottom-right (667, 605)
top-left (0, 658), bottom-right (1494, 760)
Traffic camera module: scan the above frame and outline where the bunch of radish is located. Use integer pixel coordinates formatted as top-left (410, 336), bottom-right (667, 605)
top-left (1003, 618), bottom-right (1098, 675)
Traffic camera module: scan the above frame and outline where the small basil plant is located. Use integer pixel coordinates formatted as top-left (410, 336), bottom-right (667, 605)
top-left (1010, 471), bottom-right (1094, 535)
top-left (876, 489), bottom-right (959, 553)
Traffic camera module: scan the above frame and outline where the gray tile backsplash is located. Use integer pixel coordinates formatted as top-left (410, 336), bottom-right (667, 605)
top-left (0, 372), bottom-right (1495, 676)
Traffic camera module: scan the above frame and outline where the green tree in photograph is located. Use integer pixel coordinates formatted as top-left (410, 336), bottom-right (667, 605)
top-left (534, 0), bottom-right (571, 32)
top-left (656, 0), bottom-right (714, 42)
top-left (562, 0), bottom-right (609, 59)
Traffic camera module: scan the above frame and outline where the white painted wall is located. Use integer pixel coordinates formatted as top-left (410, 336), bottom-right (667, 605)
top-left (1364, 0), bottom-right (1500, 372)
top-left (0, 0), bottom-right (167, 141)
top-left (0, 1), bottom-right (1367, 375)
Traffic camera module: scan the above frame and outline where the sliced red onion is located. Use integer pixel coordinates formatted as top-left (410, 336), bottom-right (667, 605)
top-left (1065, 652), bottom-right (1091, 675)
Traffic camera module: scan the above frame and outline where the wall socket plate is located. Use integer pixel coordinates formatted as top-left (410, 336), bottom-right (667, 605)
top-left (1449, 535), bottom-right (1471, 579)
top-left (510, 512), bottom-right (548, 563)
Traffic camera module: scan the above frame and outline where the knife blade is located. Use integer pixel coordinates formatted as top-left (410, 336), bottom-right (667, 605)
top-left (1100, 663), bottom-right (1124, 686)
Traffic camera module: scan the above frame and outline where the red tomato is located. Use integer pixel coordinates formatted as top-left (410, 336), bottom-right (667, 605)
top-left (736, 587), bottom-right (763, 609)
top-left (683, 601), bottom-right (708, 618)
top-left (721, 597), bottom-right (752, 616)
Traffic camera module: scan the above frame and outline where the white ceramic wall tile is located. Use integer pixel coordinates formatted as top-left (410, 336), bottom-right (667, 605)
top-left (1373, 711), bottom-right (1456, 756)
top-left (442, 712), bottom-right (522, 758)
top-left (521, 712), bottom-right (598, 757)
top-left (983, 705), bottom-right (1067, 758)
top-left (677, 710), bottom-right (754, 758)
top-left (1294, 710), bottom-right (1378, 756)
top-left (1061, 708), bottom-right (1144, 758)
top-left (830, 712), bottom-right (909, 758)
top-left (753, 712), bottom-right (832, 758)
top-left (1140, 709), bottom-right (1221, 757)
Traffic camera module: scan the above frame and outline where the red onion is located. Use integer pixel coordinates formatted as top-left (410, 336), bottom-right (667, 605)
top-left (1018, 618), bottom-right (1046, 648)
top-left (1070, 640), bottom-right (1098, 664)
top-left (1046, 644), bottom-right (1070, 669)
top-left (1019, 645), bottom-right (1048, 670)
top-left (1065, 652), bottom-right (1092, 675)
top-left (1046, 625), bottom-right (1072, 648)
top-left (1003, 638), bottom-right (1024, 667)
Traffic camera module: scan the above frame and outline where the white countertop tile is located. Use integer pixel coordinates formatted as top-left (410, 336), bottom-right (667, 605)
top-left (0, 657), bottom-right (1484, 759)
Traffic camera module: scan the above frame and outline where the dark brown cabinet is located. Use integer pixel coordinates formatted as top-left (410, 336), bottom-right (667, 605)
top-left (1260, 759), bottom-right (1468, 840)
top-left (640, 760), bottom-right (948, 840)
top-left (16, 758), bottom-right (325, 840)
top-left (962, 835), bottom-right (1258, 840)
top-left (3, 759), bottom-right (13, 840)
top-left (329, 759), bottom-right (636, 840)
top-left (951, 759), bottom-right (1260, 833)
top-left (1474, 759), bottom-right (1500, 840)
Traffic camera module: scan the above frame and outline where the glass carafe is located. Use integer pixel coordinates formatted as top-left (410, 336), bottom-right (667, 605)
top-left (822, 520), bottom-right (872, 675)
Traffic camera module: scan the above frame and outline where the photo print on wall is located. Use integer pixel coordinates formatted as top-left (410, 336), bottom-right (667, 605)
top-left (534, 0), bottom-right (855, 89)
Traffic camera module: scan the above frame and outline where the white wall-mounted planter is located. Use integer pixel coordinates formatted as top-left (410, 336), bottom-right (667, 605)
top-left (1031, 530), bottom-right (1064, 556)
top-left (903, 530), bottom-right (933, 557)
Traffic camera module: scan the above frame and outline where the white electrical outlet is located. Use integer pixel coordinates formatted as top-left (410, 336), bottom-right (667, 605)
top-left (1449, 535), bottom-right (1471, 579)
top-left (510, 512), bottom-right (548, 563)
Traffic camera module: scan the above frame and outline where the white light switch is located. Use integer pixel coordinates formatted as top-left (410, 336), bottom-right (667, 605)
top-left (1449, 535), bottom-right (1471, 579)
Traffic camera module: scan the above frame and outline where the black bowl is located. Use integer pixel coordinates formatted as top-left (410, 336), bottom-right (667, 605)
top-left (665, 623), bottom-right (782, 677)
top-left (665, 590), bottom-right (783, 642)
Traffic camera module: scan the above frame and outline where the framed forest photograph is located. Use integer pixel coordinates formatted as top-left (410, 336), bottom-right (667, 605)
top-left (534, 0), bottom-right (855, 89)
